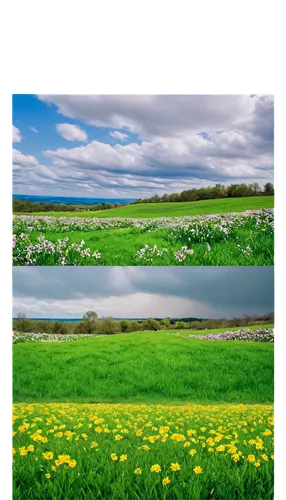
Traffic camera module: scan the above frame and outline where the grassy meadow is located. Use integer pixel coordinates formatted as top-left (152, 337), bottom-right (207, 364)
top-left (13, 331), bottom-right (274, 405)
top-left (15, 195), bottom-right (274, 218)
top-left (13, 330), bottom-right (274, 499)
top-left (13, 198), bottom-right (274, 266)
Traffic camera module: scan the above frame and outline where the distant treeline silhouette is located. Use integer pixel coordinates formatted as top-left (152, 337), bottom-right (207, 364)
top-left (13, 199), bottom-right (124, 213)
top-left (132, 182), bottom-right (274, 205)
top-left (13, 311), bottom-right (274, 335)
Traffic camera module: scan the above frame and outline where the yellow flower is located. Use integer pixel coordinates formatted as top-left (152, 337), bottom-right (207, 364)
top-left (19, 447), bottom-right (28, 456)
top-left (134, 468), bottom-right (142, 475)
top-left (12, 448), bottom-right (16, 455)
top-left (42, 452), bottom-right (54, 461)
top-left (150, 464), bottom-right (161, 473)
top-left (81, 433), bottom-right (88, 440)
top-left (115, 434), bottom-right (123, 441)
top-left (27, 445), bottom-right (34, 452)
top-left (162, 477), bottom-right (171, 485)
top-left (120, 454), bottom-right (128, 462)
top-left (189, 449), bottom-right (197, 456)
top-left (247, 455), bottom-right (256, 463)
top-left (261, 454), bottom-right (269, 461)
top-left (216, 445), bottom-right (225, 452)
top-left (45, 474), bottom-right (51, 479)
top-left (55, 454), bottom-right (71, 466)
top-left (52, 466), bottom-right (57, 472)
top-left (232, 453), bottom-right (240, 462)
top-left (111, 453), bottom-right (118, 461)
top-left (193, 466), bottom-right (203, 474)
top-left (254, 461), bottom-right (261, 468)
top-left (208, 447), bottom-right (214, 453)
top-left (68, 459), bottom-right (77, 468)
top-left (271, 454), bottom-right (274, 460)
top-left (170, 462), bottom-right (180, 471)
top-left (263, 429), bottom-right (272, 436)
top-left (91, 441), bottom-right (98, 448)
top-left (187, 429), bottom-right (197, 437)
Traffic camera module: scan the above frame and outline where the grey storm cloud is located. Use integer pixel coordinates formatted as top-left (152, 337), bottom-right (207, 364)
top-left (12, 267), bottom-right (274, 319)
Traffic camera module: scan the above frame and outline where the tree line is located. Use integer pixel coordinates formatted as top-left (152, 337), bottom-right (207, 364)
top-left (13, 200), bottom-right (125, 213)
top-left (132, 182), bottom-right (274, 205)
top-left (13, 311), bottom-right (274, 335)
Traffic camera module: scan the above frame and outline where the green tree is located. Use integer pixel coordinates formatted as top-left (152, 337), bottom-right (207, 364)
top-left (120, 320), bottom-right (130, 333)
top-left (15, 313), bottom-right (30, 333)
top-left (82, 311), bottom-right (98, 334)
top-left (141, 318), bottom-right (160, 331)
top-left (264, 182), bottom-right (274, 196)
top-left (101, 317), bottom-right (121, 335)
top-left (159, 317), bottom-right (171, 329)
top-left (52, 321), bottom-right (62, 334)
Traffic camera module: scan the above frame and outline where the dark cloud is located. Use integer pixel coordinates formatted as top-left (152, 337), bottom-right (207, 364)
top-left (13, 267), bottom-right (274, 319)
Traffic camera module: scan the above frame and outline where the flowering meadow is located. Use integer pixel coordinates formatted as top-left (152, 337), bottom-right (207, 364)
top-left (12, 208), bottom-right (274, 265)
top-left (12, 327), bottom-right (274, 344)
top-left (13, 402), bottom-right (274, 500)
top-left (12, 332), bottom-right (103, 344)
top-left (187, 328), bottom-right (274, 343)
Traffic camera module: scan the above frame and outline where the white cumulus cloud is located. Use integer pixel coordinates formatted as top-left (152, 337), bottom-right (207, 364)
top-left (56, 123), bottom-right (88, 142)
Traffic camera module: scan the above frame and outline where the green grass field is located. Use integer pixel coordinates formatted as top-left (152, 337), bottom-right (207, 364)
top-left (13, 331), bottom-right (274, 405)
top-left (15, 196), bottom-right (274, 218)
top-left (13, 330), bottom-right (274, 499)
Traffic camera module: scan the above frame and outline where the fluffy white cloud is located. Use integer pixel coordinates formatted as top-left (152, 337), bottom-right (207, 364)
top-left (13, 149), bottom-right (38, 168)
top-left (13, 95), bottom-right (274, 198)
top-left (56, 123), bottom-right (88, 142)
top-left (12, 125), bottom-right (22, 143)
top-left (109, 131), bottom-right (128, 141)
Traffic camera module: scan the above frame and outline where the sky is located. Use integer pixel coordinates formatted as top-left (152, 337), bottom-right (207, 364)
top-left (12, 266), bottom-right (274, 319)
top-left (12, 94), bottom-right (274, 199)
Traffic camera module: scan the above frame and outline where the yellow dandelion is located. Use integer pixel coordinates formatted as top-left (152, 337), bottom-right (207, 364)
top-left (162, 477), bottom-right (171, 485)
top-left (68, 459), bottom-right (77, 468)
top-left (193, 466), bottom-right (203, 474)
top-left (170, 462), bottom-right (180, 471)
top-left (150, 464), bottom-right (161, 473)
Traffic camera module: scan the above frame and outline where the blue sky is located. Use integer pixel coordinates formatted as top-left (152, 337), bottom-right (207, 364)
top-left (13, 266), bottom-right (274, 319)
top-left (12, 95), bottom-right (274, 199)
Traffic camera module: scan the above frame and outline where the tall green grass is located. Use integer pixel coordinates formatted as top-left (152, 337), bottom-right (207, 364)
top-left (13, 332), bottom-right (274, 404)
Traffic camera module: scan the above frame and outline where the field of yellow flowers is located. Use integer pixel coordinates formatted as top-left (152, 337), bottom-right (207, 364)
top-left (13, 402), bottom-right (274, 500)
